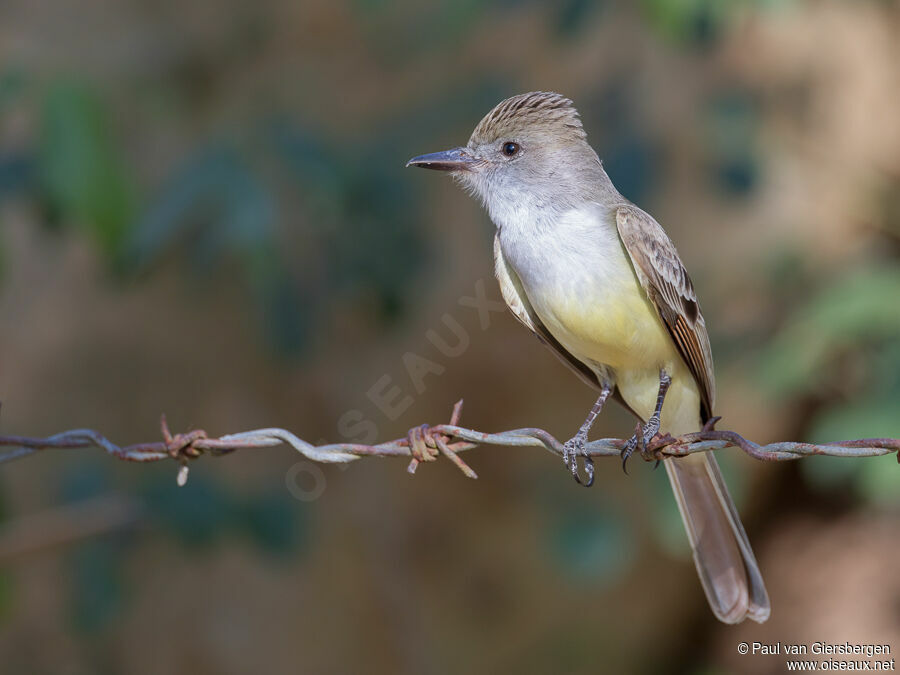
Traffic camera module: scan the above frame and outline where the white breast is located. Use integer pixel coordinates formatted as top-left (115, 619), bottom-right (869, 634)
top-left (497, 204), bottom-right (675, 375)
top-left (499, 204), bottom-right (634, 321)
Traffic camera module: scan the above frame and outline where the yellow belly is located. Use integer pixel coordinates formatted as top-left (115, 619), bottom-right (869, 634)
top-left (536, 278), bottom-right (702, 433)
top-left (541, 275), bottom-right (672, 371)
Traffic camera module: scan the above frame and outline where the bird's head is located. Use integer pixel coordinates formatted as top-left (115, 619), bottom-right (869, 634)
top-left (406, 92), bottom-right (601, 218)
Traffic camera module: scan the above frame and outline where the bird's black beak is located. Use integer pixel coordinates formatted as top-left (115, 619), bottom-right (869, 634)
top-left (405, 147), bottom-right (477, 171)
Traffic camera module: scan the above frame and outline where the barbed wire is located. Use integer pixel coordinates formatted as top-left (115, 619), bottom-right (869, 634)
top-left (1, 400), bottom-right (897, 486)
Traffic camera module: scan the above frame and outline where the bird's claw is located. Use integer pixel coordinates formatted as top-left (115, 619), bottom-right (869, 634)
top-left (620, 423), bottom-right (641, 473)
top-left (563, 433), bottom-right (594, 487)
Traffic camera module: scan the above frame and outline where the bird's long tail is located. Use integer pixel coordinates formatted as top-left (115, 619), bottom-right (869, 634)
top-left (664, 451), bottom-right (770, 623)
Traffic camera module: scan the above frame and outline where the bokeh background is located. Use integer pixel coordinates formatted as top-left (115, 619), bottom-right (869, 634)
top-left (1, 1), bottom-right (899, 673)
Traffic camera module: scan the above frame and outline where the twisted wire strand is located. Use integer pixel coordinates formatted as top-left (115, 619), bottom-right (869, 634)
top-left (1, 401), bottom-right (896, 485)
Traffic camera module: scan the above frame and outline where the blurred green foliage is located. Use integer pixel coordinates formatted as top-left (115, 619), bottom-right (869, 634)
top-left (1, 74), bottom-right (441, 356)
top-left (68, 539), bottom-right (126, 634)
top-left (142, 474), bottom-right (235, 549)
top-left (269, 120), bottom-right (428, 320)
top-left (584, 79), bottom-right (661, 205)
top-left (352, 0), bottom-right (607, 58)
top-left (38, 82), bottom-right (137, 256)
top-left (142, 475), bottom-right (308, 555)
top-left (533, 476), bottom-right (635, 583)
top-left (555, 0), bottom-right (606, 37)
top-left (0, 69), bottom-right (26, 111)
top-left (641, 0), bottom-right (794, 47)
top-left (549, 509), bottom-right (633, 583)
top-left (757, 264), bottom-right (900, 503)
top-left (640, 0), bottom-right (723, 46)
top-left (757, 265), bottom-right (900, 399)
top-left (59, 467), bottom-right (126, 633)
top-left (141, 474), bottom-right (306, 555)
top-left (707, 91), bottom-right (760, 196)
top-left (125, 145), bottom-right (275, 272)
top-left (241, 490), bottom-right (308, 555)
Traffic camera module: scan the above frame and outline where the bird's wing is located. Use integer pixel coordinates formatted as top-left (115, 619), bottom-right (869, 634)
top-left (614, 204), bottom-right (716, 418)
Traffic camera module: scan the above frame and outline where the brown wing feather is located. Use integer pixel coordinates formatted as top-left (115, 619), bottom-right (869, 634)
top-left (614, 205), bottom-right (716, 419)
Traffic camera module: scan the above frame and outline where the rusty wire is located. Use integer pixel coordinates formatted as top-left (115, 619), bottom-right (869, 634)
top-left (1, 400), bottom-right (898, 485)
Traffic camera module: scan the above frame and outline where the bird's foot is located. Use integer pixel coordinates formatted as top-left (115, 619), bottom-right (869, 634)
top-left (563, 431), bottom-right (594, 487)
top-left (620, 417), bottom-right (663, 472)
top-left (621, 369), bottom-right (671, 473)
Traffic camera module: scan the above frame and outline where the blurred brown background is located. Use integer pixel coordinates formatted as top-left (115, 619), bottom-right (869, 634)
top-left (1, 1), bottom-right (899, 673)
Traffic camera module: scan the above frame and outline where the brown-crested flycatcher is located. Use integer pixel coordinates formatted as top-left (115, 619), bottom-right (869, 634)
top-left (406, 92), bottom-right (769, 624)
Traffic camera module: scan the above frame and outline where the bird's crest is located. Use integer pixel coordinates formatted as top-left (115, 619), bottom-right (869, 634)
top-left (469, 91), bottom-right (586, 145)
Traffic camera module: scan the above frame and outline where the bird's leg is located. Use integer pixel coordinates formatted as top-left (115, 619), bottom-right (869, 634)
top-left (621, 369), bottom-right (672, 471)
top-left (563, 383), bottom-right (612, 487)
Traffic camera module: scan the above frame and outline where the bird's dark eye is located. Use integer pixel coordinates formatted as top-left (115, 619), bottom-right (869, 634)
top-left (502, 142), bottom-right (520, 157)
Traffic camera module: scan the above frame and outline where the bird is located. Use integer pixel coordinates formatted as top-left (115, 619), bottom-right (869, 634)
top-left (406, 91), bottom-right (770, 624)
